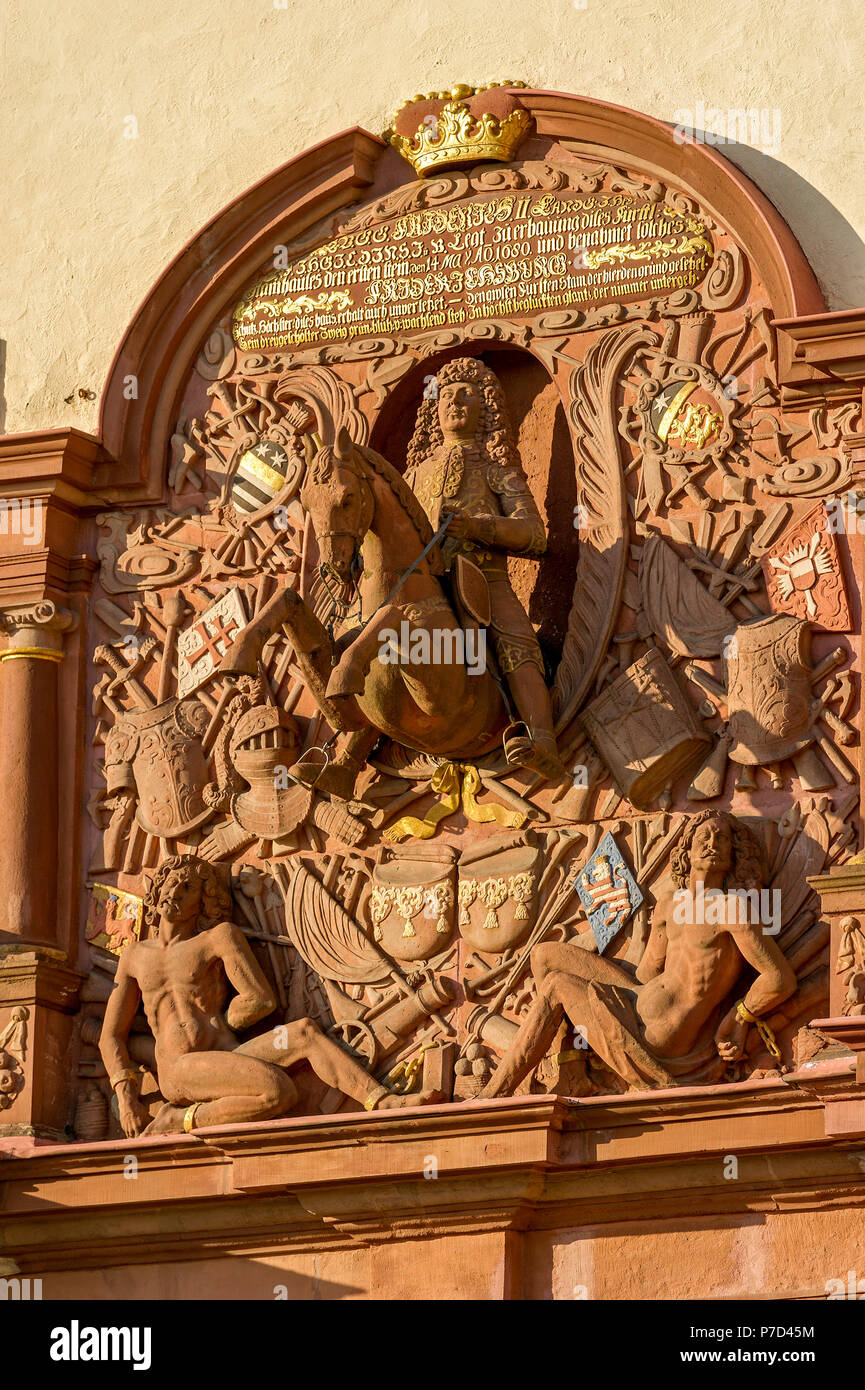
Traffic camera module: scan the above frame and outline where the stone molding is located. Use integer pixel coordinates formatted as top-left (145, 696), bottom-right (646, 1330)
top-left (1, 1073), bottom-right (862, 1286)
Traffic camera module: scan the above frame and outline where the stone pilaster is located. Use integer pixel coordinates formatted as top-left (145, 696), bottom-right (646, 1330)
top-left (0, 601), bottom-right (83, 1135)
top-left (0, 599), bottom-right (77, 947)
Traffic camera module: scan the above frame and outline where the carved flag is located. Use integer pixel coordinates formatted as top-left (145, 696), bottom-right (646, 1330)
top-left (177, 588), bottom-right (247, 696)
top-left (85, 884), bottom-right (143, 956)
top-left (231, 438), bottom-right (294, 516)
top-left (762, 502), bottom-right (850, 631)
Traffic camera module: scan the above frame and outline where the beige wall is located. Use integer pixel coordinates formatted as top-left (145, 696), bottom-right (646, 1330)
top-left (3, 0), bottom-right (864, 437)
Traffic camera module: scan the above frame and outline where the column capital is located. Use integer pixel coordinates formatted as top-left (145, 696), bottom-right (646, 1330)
top-left (0, 600), bottom-right (78, 661)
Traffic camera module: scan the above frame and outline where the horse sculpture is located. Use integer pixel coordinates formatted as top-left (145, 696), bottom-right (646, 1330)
top-left (221, 425), bottom-right (509, 798)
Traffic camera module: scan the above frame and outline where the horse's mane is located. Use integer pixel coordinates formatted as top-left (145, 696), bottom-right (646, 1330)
top-left (355, 443), bottom-right (444, 576)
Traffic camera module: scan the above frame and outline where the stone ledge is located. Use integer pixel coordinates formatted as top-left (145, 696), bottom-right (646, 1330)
top-left (2, 1073), bottom-right (864, 1278)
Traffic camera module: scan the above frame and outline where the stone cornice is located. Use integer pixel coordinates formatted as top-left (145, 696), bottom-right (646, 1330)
top-left (2, 1075), bottom-right (863, 1274)
top-left (809, 862), bottom-right (865, 896)
top-left (0, 427), bottom-right (110, 503)
top-left (773, 307), bottom-right (865, 406)
top-left (0, 428), bottom-right (109, 608)
top-left (0, 947), bottom-right (83, 1012)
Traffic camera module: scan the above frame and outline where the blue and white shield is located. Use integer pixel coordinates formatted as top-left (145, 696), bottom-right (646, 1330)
top-left (575, 830), bottom-right (643, 954)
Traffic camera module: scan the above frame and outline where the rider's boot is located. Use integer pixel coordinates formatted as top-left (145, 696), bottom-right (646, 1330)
top-left (290, 751), bottom-right (362, 800)
top-left (502, 662), bottom-right (568, 784)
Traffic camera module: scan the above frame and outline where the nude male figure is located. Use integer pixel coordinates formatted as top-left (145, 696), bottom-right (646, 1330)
top-left (480, 812), bottom-right (797, 1096)
top-left (100, 855), bottom-right (414, 1135)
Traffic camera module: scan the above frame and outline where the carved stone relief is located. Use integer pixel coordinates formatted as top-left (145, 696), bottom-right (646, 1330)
top-left (74, 114), bottom-right (863, 1136)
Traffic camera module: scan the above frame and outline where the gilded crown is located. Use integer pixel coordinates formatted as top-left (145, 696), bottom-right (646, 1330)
top-left (386, 82), bottom-right (532, 177)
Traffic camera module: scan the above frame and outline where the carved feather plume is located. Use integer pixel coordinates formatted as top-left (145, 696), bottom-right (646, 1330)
top-left (273, 363), bottom-right (368, 447)
top-left (278, 862), bottom-right (393, 986)
top-left (552, 326), bottom-right (657, 732)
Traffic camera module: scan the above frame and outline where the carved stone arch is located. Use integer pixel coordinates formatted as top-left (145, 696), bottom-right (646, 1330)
top-left (95, 89), bottom-right (823, 508)
top-left (97, 129), bottom-right (385, 501)
top-left (526, 89), bottom-right (823, 319)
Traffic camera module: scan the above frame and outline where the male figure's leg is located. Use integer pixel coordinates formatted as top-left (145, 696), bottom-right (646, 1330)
top-left (236, 1016), bottom-right (384, 1107)
top-left (237, 1017), bottom-right (446, 1109)
top-left (479, 941), bottom-right (639, 1098)
top-left (478, 969), bottom-right (565, 1098)
top-left (148, 1049), bottom-right (297, 1132)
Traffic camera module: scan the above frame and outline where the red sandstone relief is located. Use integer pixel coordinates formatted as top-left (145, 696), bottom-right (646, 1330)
top-left (3, 85), bottom-right (862, 1145)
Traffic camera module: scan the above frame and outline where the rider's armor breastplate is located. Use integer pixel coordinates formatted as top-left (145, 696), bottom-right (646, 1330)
top-left (407, 442), bottom-right (546, 677)
top-left (414, 444), bottom-right (503, 572)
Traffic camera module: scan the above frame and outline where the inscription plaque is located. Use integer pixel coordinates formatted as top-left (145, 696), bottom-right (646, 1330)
top-left (233, 190), bottom-right (712, 351)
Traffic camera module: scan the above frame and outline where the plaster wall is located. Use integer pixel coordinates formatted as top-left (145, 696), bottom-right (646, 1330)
top-left (2, 0), bottom-right (864, 437)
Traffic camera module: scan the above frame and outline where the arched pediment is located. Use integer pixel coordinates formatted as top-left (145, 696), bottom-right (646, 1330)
top-left (97, 87), bottom-right (823, 501)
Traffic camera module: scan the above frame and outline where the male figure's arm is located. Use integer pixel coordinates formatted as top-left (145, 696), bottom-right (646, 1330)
top-left (636, 891), bottom-right (672, 984)
top-left (98, 950), bottom-right (151, 1137)
top-left (448, 465), bottom-right (546, 555)
top-left (636, 920), bottom-right (668, 984)
top-left (211, 922), bottom-right (277, 1033)
top-left (715, 924), bottom-right (797, 1061)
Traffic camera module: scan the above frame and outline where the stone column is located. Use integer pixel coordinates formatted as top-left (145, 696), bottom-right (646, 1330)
top-left (0, 430), bottom-right (104, 1136)
top-left (0, 601), bottom-right (82, 1137)
top-left (0, 600), bottom-right (76, 946)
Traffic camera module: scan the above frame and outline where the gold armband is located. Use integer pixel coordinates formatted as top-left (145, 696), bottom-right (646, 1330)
top-left (363, 1085), bottom-right (390, 1112)
top-left (183, 1102), bottom-right (203, 1133)
top-left (109, 1069), bottom-right (139, 1092)
top-left (735, 1000), bottom-right (782, 1063)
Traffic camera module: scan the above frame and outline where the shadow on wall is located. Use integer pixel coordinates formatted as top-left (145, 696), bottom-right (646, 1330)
top-left (0, 340), bottom-right (6, 433)
top-left (663, 126), bottom-right (865, 310)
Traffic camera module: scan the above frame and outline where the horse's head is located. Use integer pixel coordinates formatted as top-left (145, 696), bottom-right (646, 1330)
top-left (300, 427), bottom-right (374, 589)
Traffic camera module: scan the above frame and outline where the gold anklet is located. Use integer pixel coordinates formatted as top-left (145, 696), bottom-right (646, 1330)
top-left (183, 1102), bottom-right (203, 1133)
top-left (364, 1085), bottom-right (389, 1112)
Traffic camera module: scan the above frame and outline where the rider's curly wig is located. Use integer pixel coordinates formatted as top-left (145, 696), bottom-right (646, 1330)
top-left (142, 854), bottom-right (233, 938)
top-left (405, 357), bottom-right (520, 477)
top-left (670, 811), bottom-right (764, 892)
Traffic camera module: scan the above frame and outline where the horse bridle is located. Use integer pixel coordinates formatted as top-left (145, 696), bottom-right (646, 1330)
top-left (316, 468), bottom-right (374, 656)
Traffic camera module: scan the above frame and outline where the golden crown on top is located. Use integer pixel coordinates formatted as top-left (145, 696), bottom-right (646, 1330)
top-left (387, 82), bottom-right (532, 177)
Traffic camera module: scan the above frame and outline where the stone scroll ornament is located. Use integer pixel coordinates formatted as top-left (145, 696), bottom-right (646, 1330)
top-left (78, 83), bottom-right (863, 1129)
